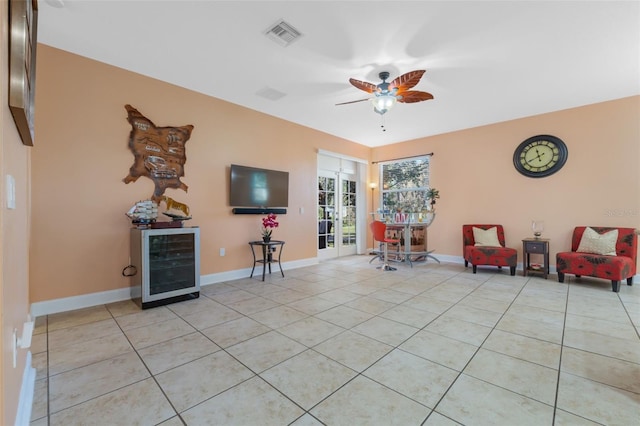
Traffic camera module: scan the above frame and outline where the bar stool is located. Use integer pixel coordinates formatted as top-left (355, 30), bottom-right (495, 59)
top-left (370, 221), bottom-right (400, 271)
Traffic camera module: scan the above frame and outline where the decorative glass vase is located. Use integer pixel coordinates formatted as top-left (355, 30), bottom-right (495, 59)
top-left (423, 211), bottom-right (436, 226)
top-left (262, 236), bottom-right (271, 243)
top-left (532, 220), bottom-right (544, 239)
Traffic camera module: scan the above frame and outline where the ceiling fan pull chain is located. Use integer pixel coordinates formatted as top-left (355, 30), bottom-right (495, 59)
top-left (380, 115), bottom-right (387, 132)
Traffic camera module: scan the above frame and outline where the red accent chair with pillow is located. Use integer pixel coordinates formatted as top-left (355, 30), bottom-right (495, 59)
top-left (556, 226), bottom-right (638, 292)
top-left (463, 225), bottom-right (517, 276)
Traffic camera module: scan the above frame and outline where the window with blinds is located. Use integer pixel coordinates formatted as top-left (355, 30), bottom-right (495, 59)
top-left (380, 156), bottom-right (431, 212)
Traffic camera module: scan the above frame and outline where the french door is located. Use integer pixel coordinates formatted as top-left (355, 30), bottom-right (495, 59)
top-left (318, 170), bottom-right (358, 259)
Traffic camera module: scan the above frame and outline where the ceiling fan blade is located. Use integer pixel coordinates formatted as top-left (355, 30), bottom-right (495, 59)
top-left (390, 70), bottom-right (426, 92)
top-left (335, 98), bottom-right (370, 106)
top-left (349, 78), bottom-right (377, 93)
top-left (397, 90), bottom-right (434, 103)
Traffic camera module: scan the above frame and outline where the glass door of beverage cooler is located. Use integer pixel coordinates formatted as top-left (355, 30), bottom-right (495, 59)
top-left (131, 227), bottom-right (200, 308)
top-left (147, 232), bottom-right (197, 295)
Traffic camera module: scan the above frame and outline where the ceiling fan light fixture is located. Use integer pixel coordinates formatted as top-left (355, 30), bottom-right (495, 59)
top-left (339, 69), bottom-right (431, 118)
top-left (372, 94), bottom-right (397, 115)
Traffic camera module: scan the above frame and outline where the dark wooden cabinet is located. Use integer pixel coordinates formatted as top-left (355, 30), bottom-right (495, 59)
top-left (522, 238), bottom-right (550, 279)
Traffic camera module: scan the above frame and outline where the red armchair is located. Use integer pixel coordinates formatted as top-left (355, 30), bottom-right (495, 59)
top-left (463, 225), bottom-right (517, 276)
top-left (556, 226), bottom-right (638, 292)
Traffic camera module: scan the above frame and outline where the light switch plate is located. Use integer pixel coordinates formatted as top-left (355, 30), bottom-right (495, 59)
top-left (6, 175), bottom-right (16, 209)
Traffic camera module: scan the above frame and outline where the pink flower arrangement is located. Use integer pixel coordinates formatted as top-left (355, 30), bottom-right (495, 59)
top-left (261, 213), bottom-right (279, 238)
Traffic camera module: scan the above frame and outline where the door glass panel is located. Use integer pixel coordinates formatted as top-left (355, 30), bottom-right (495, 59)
top-left (341, 178), bottom-right (357, 247)
top-left (318, 176), bottom-right (336, 249)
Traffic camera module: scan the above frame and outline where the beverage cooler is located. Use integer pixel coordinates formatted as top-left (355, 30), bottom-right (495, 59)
top-left (130, 227), bottom-right (200, 309)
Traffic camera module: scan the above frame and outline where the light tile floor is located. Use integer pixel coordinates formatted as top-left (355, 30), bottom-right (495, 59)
top-left (30, 256), bottom-right (640, 425)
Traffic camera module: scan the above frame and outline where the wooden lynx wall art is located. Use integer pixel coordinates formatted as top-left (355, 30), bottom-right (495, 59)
top-left (122, 105), bottom-right (194, 201)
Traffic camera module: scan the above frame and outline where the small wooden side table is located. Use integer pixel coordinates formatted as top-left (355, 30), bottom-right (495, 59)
top-left (522, 238), bottom-right (550, 279)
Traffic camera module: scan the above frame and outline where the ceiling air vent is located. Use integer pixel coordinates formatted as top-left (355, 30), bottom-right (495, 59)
top-left (256, 87), bottom-right (287, 101)
top-left (265, 20), bottom-right (302, 47)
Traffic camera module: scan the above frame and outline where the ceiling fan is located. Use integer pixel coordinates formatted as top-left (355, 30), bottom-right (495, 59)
top-left (336, 70), bottom-right (434, 116)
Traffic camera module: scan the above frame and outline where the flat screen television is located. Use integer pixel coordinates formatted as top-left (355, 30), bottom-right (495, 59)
top-left (229, 164), bottom-right (289, 208)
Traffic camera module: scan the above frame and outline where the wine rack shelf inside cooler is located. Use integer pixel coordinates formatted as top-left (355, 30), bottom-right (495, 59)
top-left (130, 227), bottom-right (200, 309)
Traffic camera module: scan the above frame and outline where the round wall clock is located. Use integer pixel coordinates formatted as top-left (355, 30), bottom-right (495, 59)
top-left (513, 135), bottom-right (568, 178)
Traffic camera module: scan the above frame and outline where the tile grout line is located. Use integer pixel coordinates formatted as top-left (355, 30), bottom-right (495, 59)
top-left (424, 273), bottom-right (531, 422)
top-left (551, 275), bottom-right (571, 425)
top-left (37, 259), bottom-right (639, 425)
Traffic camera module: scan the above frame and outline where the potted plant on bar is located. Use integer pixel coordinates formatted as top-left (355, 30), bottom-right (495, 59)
top-left (426, 188), bottom-right (440, 208)
top-left (422, 188), bottom-right (439, 226)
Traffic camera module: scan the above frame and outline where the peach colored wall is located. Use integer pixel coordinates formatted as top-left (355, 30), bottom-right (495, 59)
top-left (1, 4), bottom-right (33, 424)
top-left (30, 45), bottom-right (370, 303)
top-left (372, 96), bottom-right (640, 269)
top-left (31, 44), bottom-right (638, 305)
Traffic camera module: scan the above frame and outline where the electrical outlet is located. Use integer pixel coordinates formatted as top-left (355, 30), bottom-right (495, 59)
top-left (219, 248), bottom-right (225, 256)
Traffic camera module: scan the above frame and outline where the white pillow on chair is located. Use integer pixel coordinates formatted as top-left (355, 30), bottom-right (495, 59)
top-left (577, 227), bottom-right (618, 256)
top-left (473, 226), bottom-right (501, 247)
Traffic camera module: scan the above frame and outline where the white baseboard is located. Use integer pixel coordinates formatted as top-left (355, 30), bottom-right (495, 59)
top-left (200, 257), bottom-right (318, 285)
top-left (430, 253), bottom-right (461, 265)
top-left (30, 287), bottom-right (132, 317)
top-left (444, 253), bottom-right (558, 274)
top-left (441, 254), bottom-right (640, 282)
top-left (28, 254), bottom-right (640, 317)
top-left (30, 257), bottom-right (320, 317)
top-left (15, 351), bottom-right (36, 426)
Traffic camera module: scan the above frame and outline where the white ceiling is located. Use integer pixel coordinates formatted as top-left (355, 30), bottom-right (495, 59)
top-left (38, 1), bottom-right (640, 147)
